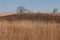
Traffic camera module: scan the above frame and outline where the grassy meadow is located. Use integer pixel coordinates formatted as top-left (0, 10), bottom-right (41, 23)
top-left (0, 13), bottom-right (60, 40)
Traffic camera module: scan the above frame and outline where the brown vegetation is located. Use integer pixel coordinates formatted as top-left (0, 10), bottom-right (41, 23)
top-left (0, 13), bottom-right (60, 40)
top-left (0, 13), bottom-right (60, 23)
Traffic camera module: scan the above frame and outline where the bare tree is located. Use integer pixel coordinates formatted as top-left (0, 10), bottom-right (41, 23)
top-left (17, 6), bottom-right (27, 14)
top-left (53, 8), bottom-right (58, 14)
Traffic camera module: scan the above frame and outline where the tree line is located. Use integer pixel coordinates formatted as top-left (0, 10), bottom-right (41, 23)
top-left (17, 6), bottom-right (58, 14)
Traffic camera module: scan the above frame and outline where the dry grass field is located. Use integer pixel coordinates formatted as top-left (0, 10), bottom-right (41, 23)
top-left (0, 13), bottom-right (60, 40)
top-left (0, 12), bottom-right (16, 16)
